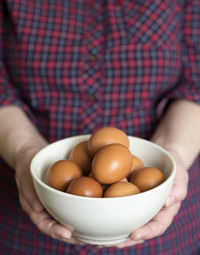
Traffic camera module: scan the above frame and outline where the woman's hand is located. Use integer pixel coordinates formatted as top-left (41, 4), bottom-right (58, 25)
top-left (0, 106), bottom-right (83, 244)
top-left (14, 145), bottom-right (82, 244)
top-left (113, 100), bottom-right (200, 248)
top-left (114, 148), bottom-right (189, 248)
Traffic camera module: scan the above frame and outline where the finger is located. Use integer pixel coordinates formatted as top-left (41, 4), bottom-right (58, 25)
top-left (58, 236), bottom-right (85, 245)
top-left (97, 239), bottom-right (144, 249)
top-left (23, 187), bottom-right (43, 213)
top-left (164, 153), bottom-right (188, 208)
top-left (18, 192), bottom-right (73, 241)
top-left (17, 170), bottom-right (83, 244)
top-left (30, 207), bottom-right (73, 240)
top-left (16, 171), bottom-right (43, 213)
top-left (114, 239), bottom-right (144, 249)
top-left (131, 202), bottom-right (181, 241)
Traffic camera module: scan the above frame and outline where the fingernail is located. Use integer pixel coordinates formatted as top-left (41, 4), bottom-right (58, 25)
top-left (56, 231), bottom-right (71, 240)
top-left (116, 239), bottom-right (144, 248)
top-left (165, 197), bottom-right (174, 207)
top-left (131, 232), bottom-right (144, 241)
top-left (134, 235), bottom-right (144, 241)
top-left (63, 231), bottom-right (72, 239)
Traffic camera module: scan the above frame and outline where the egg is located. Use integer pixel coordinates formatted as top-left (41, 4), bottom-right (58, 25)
top-left (88, 126), bottom-right (129, 156)
top-left (100, 177), bottom-right (128, 193)
top-left (67, 176), bottom-right (103, 198)
top-left (69, 141), bottom-right (92, 175)
top-left (92, 144), bottom-right (132, 184)
top-left (130, 167), bottom-right (165, 192)
top-left (127, 154), bottom-right (144, 179)
top-left (46, 160), bottom-right (83, 191)
top-left (131, 154), bottom-right (144, 171)
top-left (104, 182), bottom-right (140, 198)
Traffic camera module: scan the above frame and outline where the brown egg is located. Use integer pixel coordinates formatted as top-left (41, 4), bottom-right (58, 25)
top-left (131, 154), bottom-right (144, 171)
top-left (130, 167), bottom-right (165, 192)
top-left (46, 160), bottom-right (83, 191)
top-left (92, 144), bottom-right (133, 184)
top-left (69, 141), bottom-right (92, 175)
top-left (101, 178), bottom-right (128, 193)
top-left (127, 154), bottom-right (144, 179)
top-left (88, 126), bottom-right (129, 156)
top-left (67, 176), bottom-right (103, 197)
top-left (104, 182), bottom-right (140, 198)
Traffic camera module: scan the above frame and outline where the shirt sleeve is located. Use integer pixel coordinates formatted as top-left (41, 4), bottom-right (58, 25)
top-left (0, 3), bottom-right (30, 114)
top-left (158, 0), bottom-right (200, 115)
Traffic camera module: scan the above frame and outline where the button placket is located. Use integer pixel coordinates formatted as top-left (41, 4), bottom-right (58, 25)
top-left (89, 54), bottom-right (97, 62)
top-left (82, 2), bottom-right (104, 93)
top-left (88, 94), bottom-right (96, 102)
top-left (91, 19), bottom-right (99, 28)
top-left (80, 2), bottom-right (104, 130)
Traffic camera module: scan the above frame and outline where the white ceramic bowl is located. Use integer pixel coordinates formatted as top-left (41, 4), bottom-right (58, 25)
top-left (30, 135), bottom-right (176, 245)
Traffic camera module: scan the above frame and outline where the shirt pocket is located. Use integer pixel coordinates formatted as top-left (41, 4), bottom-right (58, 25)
top-left (122, 0), bottom-right (183, 48)
top-left (104, 42), bottom-right (182, 114)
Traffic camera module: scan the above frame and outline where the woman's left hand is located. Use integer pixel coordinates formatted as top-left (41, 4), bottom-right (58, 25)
top-left (112, 100), bottom-right (199, 248)
top-left (114, 148), bottom-right (189, 248)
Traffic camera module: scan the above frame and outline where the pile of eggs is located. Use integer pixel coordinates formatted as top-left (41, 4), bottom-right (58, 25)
top-left (46, 127), bottom-right (165, 198)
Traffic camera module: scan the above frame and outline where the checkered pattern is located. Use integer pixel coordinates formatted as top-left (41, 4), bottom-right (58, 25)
top-left (0, 0), bottom-right (200, 254)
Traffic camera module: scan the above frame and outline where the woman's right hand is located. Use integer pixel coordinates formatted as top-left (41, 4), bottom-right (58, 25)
top-left (0, 106), bottom-right (83, 244)
top-left (14, 145), bottom-right (82, 244)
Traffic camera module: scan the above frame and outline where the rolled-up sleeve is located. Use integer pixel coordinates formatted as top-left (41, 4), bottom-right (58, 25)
top-left (166, 0), bottom-right (200, 104)
top-left (156, 0), bottom-right (200, 118)
top-left (0, 62), bottom-right (29, 111)
top-left (0, 3), bottom-right (29, 113)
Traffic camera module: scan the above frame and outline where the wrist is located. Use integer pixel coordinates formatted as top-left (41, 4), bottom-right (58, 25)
top-left (151, 137), bottom-right (191, 171)
top-left (0, 106), bottom-right (48, 169)
top-left (12, 137), bottom-right (47, 170)
top-left (13, 143), bottom-right (47, 174)
top-left (151, 100), bottom-right (200, 170)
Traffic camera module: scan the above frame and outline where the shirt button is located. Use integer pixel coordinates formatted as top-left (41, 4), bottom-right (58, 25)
top-left (89, 54), bottom-right (97, 62)
top-left (88, 94), bottom-right (96, 101)
top-left (91, 20), bottom-right (98, 28)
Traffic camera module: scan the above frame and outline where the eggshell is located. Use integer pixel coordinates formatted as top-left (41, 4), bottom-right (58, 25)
top-left (69, 141), bottom-right (92, 175)
top-left (67, 176), bottom-right (103, 198)
top-left (100, 177), bottom-right (128, 192)
top-left (46, 160), bottom-right (82, 191)
top-left (104, 182), bottom-right (140, 198)
top-left (130, 167), bottom-right (165, 192)
top-left (88, 127), bottom-right (129, 156)
top-left (131, 154), bottom-right (144, 171)
top-left (127, 154), bottom-right (144, 179)
top-left (92, 144), bottom-right (132, 184)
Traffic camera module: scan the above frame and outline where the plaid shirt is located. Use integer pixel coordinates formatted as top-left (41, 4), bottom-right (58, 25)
top-left (0, 0), bottom-right (200, 254)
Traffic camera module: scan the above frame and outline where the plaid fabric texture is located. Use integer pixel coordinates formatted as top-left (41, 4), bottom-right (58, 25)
top-left (0, 0), bottom-right (200, 254)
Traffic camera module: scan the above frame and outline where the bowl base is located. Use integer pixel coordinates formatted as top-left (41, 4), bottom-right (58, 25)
top-left (73, 234), bottom-right (128, 245)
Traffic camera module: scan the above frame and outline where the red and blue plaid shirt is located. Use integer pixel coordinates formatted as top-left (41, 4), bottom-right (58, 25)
top-left (0, 0), bottom-right (200, 254)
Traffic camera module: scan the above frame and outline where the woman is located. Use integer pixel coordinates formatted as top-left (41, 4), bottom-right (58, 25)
top-left (0, 0), bottom-right (200, 254)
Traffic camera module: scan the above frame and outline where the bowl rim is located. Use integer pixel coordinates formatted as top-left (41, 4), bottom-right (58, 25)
top-left (30, 135), bottom-right (176, 201)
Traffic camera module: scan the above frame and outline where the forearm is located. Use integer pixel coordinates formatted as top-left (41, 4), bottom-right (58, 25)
top-left (0, 106), bottom-right (47, 169)
top-left (151, 99), bottom-right (200, 169)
